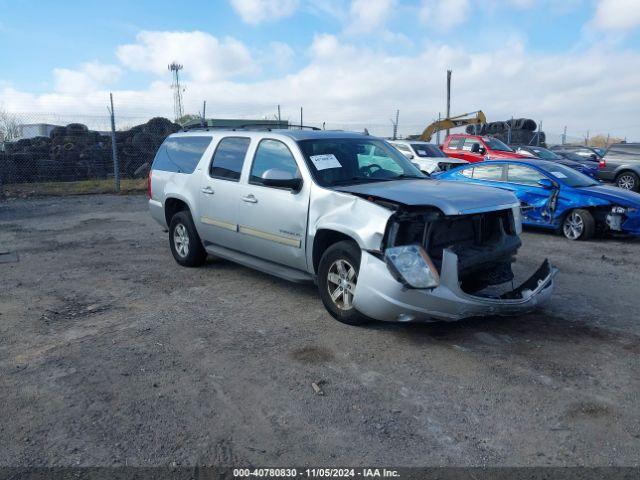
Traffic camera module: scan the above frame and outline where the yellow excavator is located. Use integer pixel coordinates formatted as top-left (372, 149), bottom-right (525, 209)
top-left (418, 110), bottom-right (487, 142)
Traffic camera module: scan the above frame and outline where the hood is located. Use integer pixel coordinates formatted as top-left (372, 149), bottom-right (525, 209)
top-left (334, 179), bottom-right (519, 215)
top-left (579, 184), bottom-right (640, 207)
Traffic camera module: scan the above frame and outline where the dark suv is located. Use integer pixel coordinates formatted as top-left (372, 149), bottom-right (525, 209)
top-left (599, 143), bottom-right (640, 191)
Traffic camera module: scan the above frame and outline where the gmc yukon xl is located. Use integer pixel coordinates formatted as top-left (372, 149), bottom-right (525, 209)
top-left (148, 127), bottom-right (555, 325)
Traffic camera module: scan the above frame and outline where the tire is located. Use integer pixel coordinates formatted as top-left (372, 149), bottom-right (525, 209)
top-left (317, 240), bottom-right (370, 325)
top-left (169, 211), bottom-right (207, 267)
top-left (615, 171), bottom-right (639, 192)
top-left (562, 209), bottom-right (595, 241)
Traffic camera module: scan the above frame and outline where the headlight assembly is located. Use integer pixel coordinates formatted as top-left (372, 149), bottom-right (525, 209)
top-left (384, 245), bottom-right (440, 289)
top-left (611, 206), bottom-right (627, 214)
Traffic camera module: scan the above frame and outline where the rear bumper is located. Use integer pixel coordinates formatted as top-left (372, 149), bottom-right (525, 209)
top-left (148, 199), bottom-right (167, 228)
top-left (352, 250), bottom-right (556, 322)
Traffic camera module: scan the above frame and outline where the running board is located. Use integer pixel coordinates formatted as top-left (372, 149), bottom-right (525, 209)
top-left (204, 243), bottom-right (314, 284)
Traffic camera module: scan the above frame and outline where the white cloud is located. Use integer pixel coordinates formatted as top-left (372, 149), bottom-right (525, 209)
top-left (347, 0), bottom-right (396, 33)
top-left (3, 32), bottom-right (640, 140)
top-left (591, 0), bottom-right (640, 30)
top-left (419, 0), bottom-right (470, 30)
top-left (116, 31), bottom-right (255, 82)
top-left (53, 62), bottom-right (121, 94)
top-left (229, 0), bottom-right (298, 24)
top-left (268, 41), bottom-right (295, 69)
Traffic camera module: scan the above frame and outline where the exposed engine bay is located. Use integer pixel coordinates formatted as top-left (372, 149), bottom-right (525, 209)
top-left (382, 207), bottom-right (522, 294)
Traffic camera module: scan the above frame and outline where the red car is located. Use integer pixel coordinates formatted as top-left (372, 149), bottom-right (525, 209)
top-left (441, 134), bottom-right (528, 163)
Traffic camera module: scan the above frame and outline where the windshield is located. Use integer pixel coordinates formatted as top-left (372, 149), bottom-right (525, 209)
top-left (297, 138), bottom-right (425, 187)
top-left (544, 163), bottom-right (598, 187)
top-left (528, 147), bottom-right (562, 160)
top-left (410, 143), bottom-right (446, 158)
top-left (483, 137), bottom-right (514, 152)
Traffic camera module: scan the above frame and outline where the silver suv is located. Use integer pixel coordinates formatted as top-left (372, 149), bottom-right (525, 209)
top-left (148, 127), bottom-right (555, 324)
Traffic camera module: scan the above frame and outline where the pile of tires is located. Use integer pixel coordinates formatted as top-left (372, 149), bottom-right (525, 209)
top-left (0, 117), bottom-right (180, 184)
top-left (465, 118), bottom-right (545, 146)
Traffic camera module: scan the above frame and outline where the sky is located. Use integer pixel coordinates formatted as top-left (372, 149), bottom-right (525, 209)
top-left (1, 0), bottom-right (640, 140)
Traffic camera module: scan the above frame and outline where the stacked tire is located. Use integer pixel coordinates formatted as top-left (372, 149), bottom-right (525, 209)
top-left (465, 118), bottom-right (545, 146)
top-left (1, 117), bottom-right (180, 184)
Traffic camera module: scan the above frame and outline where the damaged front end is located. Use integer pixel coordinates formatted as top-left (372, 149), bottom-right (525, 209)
top-left (352, 205), bottom-right (557, 322)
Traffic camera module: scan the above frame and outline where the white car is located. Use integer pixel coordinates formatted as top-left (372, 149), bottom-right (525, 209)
top-left (389, 140), bottom-right (468, 174)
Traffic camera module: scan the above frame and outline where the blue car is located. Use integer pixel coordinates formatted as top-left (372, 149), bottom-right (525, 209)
top-left (436, 159), bottom-right (640, 240)
top-left (513, 145), bottom-right (600, 179)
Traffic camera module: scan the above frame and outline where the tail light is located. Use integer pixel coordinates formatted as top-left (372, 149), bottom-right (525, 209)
top-left (147, 170), bottom-right (152, 199)
top-left (599, 159), bottom-right (606, 169)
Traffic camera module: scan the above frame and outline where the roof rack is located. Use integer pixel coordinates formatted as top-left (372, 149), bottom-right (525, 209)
top-left (181, 121), bottom-right (321, 132)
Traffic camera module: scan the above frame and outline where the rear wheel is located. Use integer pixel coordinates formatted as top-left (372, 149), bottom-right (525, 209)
top-left (562, 209), bottom-right (595, 241)
top-left (169, 211), bottom-right (207, 267)
top-left (317, 241), bottom-right (369, 325)
top-left (615, 171), bottom-right (639, 191)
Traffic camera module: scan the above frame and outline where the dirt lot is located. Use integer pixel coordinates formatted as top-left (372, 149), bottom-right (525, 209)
top-left (1, 194), bottom-right (639, 467)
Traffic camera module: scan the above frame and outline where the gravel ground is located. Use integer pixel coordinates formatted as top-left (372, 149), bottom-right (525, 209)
top-left (0, 194), bottom-right (639, 467)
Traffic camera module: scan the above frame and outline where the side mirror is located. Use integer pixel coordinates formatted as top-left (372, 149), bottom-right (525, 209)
top-left (261, 168), bottom-right (303, 191)
top-left (590, 154), bottom-right (598, 161)
top-left (407, 154), bottom-right (415, 159)
top-left (471, 143), bottom-right (481, 153)
top-left (479, 147), bottom-right (487, 155)
top-left (537, 178), bottom-right (555, 189)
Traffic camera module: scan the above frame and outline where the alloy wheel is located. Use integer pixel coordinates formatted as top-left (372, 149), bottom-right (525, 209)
top-left (173, 223), bottom-right (190, 257)
top-left (617, 174), bottom-right (636, 190)
top-left (326, 259), bottom-right (357, 310)
top-left (563, 212), bottom-right (584, 240)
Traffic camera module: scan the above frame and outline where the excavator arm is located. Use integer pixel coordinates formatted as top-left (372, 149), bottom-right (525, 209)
top-left (418, 110), bottom-right (487, 142)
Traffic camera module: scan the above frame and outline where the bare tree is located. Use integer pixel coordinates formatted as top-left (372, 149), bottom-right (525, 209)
top-left (0, 108), bottom-right (20, 143)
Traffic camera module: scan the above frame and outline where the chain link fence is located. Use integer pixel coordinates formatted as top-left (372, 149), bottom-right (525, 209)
top-left (0, 106), bottom-right (628, 197)
top-left (0, 113), bottom-right (181, 196)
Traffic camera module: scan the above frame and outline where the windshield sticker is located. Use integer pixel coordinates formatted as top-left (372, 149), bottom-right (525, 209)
top-left (417, 150), bottom-right (427, 155)
top-left (550, 171), bottom-right (567, 178)
top-left (310, 154), bottom-right (342, 170)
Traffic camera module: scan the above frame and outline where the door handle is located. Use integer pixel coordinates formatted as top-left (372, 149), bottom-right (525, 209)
top-left (201, 186), bottom-right (215, 195)
top-left (242, 194), bottom-right (258, 204)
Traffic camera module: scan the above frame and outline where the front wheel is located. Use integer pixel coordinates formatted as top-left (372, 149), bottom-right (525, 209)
top-left (615, 171), bottom-right (639, 191)
top-left (317, 241), bottom-right (370, 326)
top-left (562, 209), bottom-right (595, 241)
top-left (169, 211), bottom-right (207, 267)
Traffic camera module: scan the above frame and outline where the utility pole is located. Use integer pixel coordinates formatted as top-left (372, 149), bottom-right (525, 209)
top-left (436, 112), bottom-right (441, 145)
top-left (300, 107), bottom-right (303, 129)
top-left (446, 70), bottom-right (452, 137)
top-left (537, 121), bottom-right (542, 146)
top-left (201, 100), bottom-right (206, 126)
top-left (168, 62), bottom-right (184, 122)
top-left (586, 130), bottom-right (590, 146)
top-left (108, 93), bottom-right (120, 193)
top-left (391, 109), bottom-right (399, 140)
top-left (277, 105), bottom-right (281, 124)
top-left (562, 126), bottom-right (567, 145)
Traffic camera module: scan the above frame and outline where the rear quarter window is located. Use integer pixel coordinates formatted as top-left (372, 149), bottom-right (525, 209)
top-left (447, 138), bottom-right (463, 150)
top-left (152, 136), bottom-right (212, 174)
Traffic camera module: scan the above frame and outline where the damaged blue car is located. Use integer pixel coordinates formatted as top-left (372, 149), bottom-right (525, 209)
top-left (436, 159), bottom-right (640, 240)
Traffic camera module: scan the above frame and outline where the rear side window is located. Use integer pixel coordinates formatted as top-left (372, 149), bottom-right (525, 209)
top-left (210, 137), bottom-right (251, 181)
top-left (472, 164), bottom-right (504, 181)
top-left (447, 138), bottom-right (463, 150)
top-left (250, 139), bottom-right (299, 186)
top-left (152, 136), bottom-right (212, 174)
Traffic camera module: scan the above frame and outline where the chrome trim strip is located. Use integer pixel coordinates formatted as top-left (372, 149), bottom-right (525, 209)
top-left (458, 202), bottom-right (520, 215)
top-left (200, 216), bottom-right (237, 232)
top-left (238, 225), bottom-right (301, 248)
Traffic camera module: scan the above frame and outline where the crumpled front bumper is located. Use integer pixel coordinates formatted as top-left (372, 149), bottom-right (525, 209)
top-left (352, 249), bottom-right (557, 322)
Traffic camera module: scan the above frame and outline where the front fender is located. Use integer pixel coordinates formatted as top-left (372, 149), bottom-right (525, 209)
top-left (307, 185), bottom-right (394, 269)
